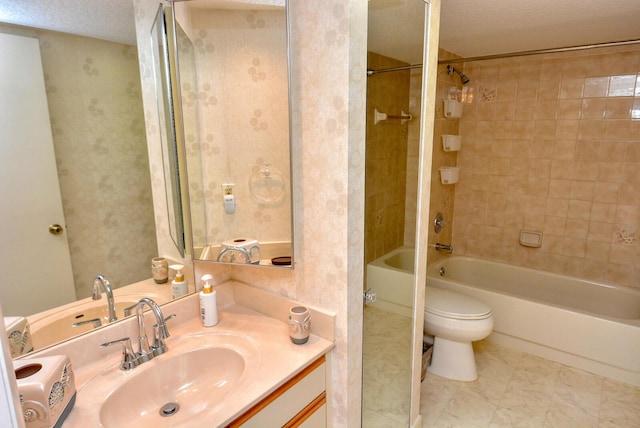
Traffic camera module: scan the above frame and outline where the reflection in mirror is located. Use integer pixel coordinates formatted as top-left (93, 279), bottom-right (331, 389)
top-left (172, 0), bottom-right (294, 268)
top-left (363, 0), bottom-right (426, 424)
top-left (151, 4), bottom-right (186, 258)
top-left (0, 3), bottom-right (185, 356)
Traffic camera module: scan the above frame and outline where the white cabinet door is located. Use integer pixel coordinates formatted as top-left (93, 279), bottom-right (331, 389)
top-left (0, 33), bottom-right (76, 316)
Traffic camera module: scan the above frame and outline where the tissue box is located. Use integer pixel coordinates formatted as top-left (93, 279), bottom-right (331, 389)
top-left (14, 355), bottom-right (76, 428)
top-left (5, 316), bottom-right (33, 358)
top-left (221, 238), bottom-right (260, 264)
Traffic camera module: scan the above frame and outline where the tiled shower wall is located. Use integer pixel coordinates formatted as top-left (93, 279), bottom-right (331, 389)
top-left (426, 49), bottom-right (465, 264)
top-left (453, 44), bottom-right (640, 290)
top-left (365, 52), bottom-right (410, 265)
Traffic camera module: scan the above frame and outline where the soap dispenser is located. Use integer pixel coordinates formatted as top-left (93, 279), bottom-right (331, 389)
top-left (199, 274), bottom-right (219, 327)
top-left (170, 264), bottom-right (188, 299)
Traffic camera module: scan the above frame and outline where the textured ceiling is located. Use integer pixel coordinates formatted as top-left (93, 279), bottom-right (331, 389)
top-left (370, 0), bottom-right (640, 64)
top-left (0, 0), bottom-right (136, 45)
top-left (439, 0), bottom-right (640, 59)
top-left (1, 1), bottom-right (639, 62)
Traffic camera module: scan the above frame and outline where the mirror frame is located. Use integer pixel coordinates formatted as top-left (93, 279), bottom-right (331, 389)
top-left (151, 3), bottom-right (189, 258)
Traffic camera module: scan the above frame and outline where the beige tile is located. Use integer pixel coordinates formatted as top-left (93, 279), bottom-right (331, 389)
top-left (583, 76), bottom-right (609, 98)
top-left (567, 200), bottom-right (591, 219)
top-left (451, 44), bottom-right (639, 296)
top-left (559, 78), bottom-right (584, 99)
top-left (599, 379), bottom-right (640, 427)
top-left (544, 400), bottom-right (598, 427)
top-left (444, 387), bottom-right (499, 427)
top-left (569, 180), bottom-right (595, 201)
top-left (490, 405), bottom-right (547, 427)
top-left (605, 97), bottom-right (633, 119)
top-left (608, 75), bottom-right (636, 97)
top-left (581, 98), bottom-right (607, 119)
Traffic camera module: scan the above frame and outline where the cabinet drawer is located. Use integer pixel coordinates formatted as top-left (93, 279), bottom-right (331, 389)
top-left (229, 356), bottom-right (326, 427)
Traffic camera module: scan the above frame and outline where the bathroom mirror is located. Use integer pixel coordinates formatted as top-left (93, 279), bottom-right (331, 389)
top-left (0, 0), bottom-right (191, 356)
top-left (172, 0), bottom-right (294, 268)
top-left (151, 3), bottom-right (187, 258)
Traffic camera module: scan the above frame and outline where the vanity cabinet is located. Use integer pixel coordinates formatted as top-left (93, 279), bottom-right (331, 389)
top-left (228, 355), bottom-right (326, 427)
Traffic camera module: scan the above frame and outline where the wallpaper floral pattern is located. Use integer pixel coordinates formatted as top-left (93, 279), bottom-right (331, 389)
top-left (181, 7), bottom-right (292, 248)
top-left (133, 1), bottom-right (368, 425)
top-left (0, 23), bottom-right (157, 300)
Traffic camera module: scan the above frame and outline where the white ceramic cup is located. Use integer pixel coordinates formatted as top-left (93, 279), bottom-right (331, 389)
top-left (288, 306), bottom-right (311, 344)
top-left (151, 257), bottom-right (168, 284)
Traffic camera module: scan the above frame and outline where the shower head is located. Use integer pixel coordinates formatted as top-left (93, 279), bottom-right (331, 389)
top-left (446, 65), bottom-right (470, 85)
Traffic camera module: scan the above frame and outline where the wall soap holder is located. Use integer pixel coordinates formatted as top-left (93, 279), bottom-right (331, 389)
top-left (443, 100), bottom-right (463, 119)
top-left (441, 134), bottom-right (462, 152)
top-left (439, 166), bottom-right (459, 184)
top-left (519, 230), bottom-right (543, 248)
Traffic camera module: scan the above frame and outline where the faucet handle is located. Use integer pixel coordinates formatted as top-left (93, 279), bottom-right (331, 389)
top-left (165, 313), bottom-right (177, 322)
top-left (151, 313), bottom-right (175, 356)
top-left (123, 303), bottom-right (138, 317)
top-left (100, 337), bottom-right (138, 370)
top-left (72, 318), bottom-right (102, 328)
top-left (153, 314), bottom-right (176, 337)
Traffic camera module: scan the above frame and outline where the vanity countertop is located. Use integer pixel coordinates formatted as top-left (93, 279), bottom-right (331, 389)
top-left (22, 281), bottom-right (335, 427)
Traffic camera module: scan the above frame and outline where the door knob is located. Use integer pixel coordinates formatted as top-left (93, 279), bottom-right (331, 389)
top-left (49, 224), bottom-right (64, 235)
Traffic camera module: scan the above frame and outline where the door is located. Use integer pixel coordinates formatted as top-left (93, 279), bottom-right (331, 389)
top-left (0, 32), bottom-right (76, 316)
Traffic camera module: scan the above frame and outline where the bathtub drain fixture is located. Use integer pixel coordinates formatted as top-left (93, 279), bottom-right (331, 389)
top-left (159, 402), bottom-right (180, 417)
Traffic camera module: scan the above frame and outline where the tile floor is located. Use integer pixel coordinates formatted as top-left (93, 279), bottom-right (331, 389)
top-left (363, 306), bottom-right (640, 427)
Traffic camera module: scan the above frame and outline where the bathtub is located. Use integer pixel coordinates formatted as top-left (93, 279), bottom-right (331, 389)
top-left (429, 256), bottom-right (640, 387)
top-left (366, 249), bottom-right (640, 386)
top-left (366, 247), bottom-right (416, 318)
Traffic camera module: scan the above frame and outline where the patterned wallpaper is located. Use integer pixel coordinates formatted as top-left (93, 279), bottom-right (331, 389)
top-left (180, 7), bottom-right (292, 247)
top-left (0, 23), bottom-right (158, 300)
top-left (134, 1), bottom-right (368, 425)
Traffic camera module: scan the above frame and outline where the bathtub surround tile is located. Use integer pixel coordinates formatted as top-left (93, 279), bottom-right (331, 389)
top-left (451, 45), bottom-right (640, 290)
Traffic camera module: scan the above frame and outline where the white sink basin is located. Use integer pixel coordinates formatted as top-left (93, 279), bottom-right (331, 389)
top-left (29, 293), bottom-right (167, 349)
top-left (80, 332), bottom-right (260, 427)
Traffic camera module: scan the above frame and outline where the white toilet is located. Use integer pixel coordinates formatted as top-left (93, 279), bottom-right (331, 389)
top-left (423, 287), bottom-right (493, 381)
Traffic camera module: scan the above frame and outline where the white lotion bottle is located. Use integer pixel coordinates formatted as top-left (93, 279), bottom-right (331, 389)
top-left (170, 264), bottom-right (188, 299)
top-left (199, 274), bottom-right (218, 327)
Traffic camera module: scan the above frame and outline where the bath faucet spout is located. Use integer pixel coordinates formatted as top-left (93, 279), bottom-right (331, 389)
top-left (135, 298), bottom-right (171, 363)
top-left (93, 275), bottom-right (117, 322)
top-left (435, 243), bottom-right (453, 254)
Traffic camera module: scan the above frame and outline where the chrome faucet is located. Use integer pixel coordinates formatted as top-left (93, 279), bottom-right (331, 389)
top-left (92, 275), bottom-right (117, 322)
top-left (434, 243), bottom-right (453, 254)
top-left (135, 298), bottom-right (171, 363)
top-left (100, 298), bottom-right (174, 371)
top-left (217, 246), bottom-right (251, 263)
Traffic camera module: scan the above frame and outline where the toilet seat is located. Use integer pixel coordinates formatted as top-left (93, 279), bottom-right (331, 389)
top-left (425, 287), bottom-right (491, 320)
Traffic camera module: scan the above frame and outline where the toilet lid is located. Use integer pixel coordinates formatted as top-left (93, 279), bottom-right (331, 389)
top-left (425, 287), bottom-right (491, 320)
